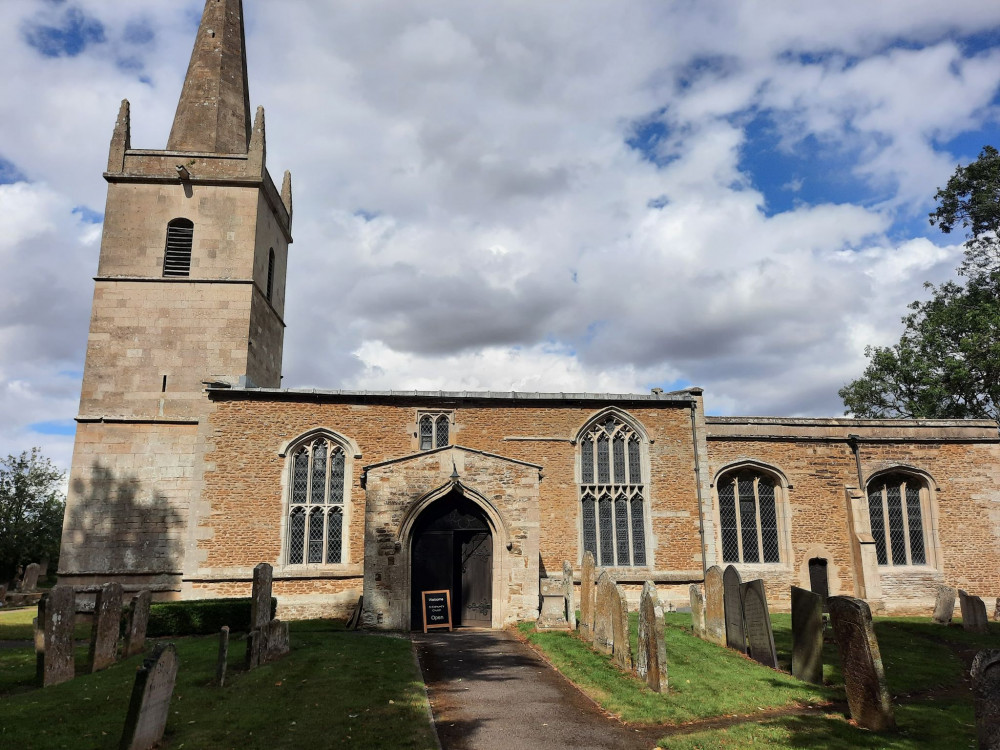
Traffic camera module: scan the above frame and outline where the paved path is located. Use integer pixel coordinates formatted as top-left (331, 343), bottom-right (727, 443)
top-left (413, 630), bottom-right (652, 750)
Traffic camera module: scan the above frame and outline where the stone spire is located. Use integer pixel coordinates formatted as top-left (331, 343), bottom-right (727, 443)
top-left (167, 0), bottom-right (252, 154)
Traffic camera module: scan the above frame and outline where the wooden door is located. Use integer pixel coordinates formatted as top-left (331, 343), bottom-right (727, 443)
top-left (459, 531), bottom-right (492, 626)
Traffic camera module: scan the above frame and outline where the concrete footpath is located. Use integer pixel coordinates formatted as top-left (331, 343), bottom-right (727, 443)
top-left (413, 629), bottom-right (652, 750)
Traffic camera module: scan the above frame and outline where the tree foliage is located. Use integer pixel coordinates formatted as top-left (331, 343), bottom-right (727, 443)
top-left (0, 448), bottom-right (66, 584)
top-left (841, 146), bottom-right (1000, 421)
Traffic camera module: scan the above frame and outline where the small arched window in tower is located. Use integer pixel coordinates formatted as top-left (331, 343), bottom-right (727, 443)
top-left (266, 248), bottom-right (275, 301)
top-left (163, 218), bottom-right (194, 277)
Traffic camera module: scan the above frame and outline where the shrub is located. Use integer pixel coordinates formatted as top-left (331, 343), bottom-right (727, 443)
top-left (146, 597), bottom-right (277, 637)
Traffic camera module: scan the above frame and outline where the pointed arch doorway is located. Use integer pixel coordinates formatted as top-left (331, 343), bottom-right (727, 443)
top-left (409, 489), bottom-right (493, 630)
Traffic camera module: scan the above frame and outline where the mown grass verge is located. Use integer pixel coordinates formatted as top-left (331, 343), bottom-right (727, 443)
top-left (0, 619), bottom-right (437, 750)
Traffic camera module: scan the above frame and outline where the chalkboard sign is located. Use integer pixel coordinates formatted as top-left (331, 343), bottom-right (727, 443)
top-left (422, 589), bottom-right (453, 633)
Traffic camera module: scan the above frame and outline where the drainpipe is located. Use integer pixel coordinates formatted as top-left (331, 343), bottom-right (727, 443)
top-left (690, 402), bottom-right (708, 574)
top-left (848, 434), bottom-right (864, 490)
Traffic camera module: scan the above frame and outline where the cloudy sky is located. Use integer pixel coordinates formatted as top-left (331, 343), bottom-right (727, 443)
top-left (1, 0), bottom-right (999, 472)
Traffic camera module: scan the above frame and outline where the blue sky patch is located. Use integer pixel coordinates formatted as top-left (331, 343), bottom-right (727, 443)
top-left (0, 157), bottom-right (26, 184)
top-left (29, 420), bottom-right (77, 436)
top-left (23, 6), bottom-right (106, 58)
top-left (354, 209), bottom-right (380, 222)
top-left (72, 206), bottom-right (103, 224)
top-left (123, 18), bottom-right (155, 46)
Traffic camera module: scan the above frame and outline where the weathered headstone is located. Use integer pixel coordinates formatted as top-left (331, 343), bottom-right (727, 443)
top-left (89, 581), bottom-right (124, 673)
top-left (791, 586), bottom-right (824, 684)
top-left (740, 579), bottom-right (778, 669)
top-left (40, 585), bottom-right (75, 687)
top-left (611, 583), bottom-right (633, 671)
top-left (346, 595), bottom-right (363, 630)
top-left (563, 560), bottom-right (577, 631)
top-left (704, 566), bottom-right (726, 646)
top-left (593, 571), bottom-right (615, 654)
top-left (0, 583), bottom-right (8, 605)
top-left (250, 562), bottom-right (273, 631)
top-left (931, 585), bottom-right (957, 625)
top-left (216, 626), bottom-right (229, 687)
top-left (19, 563), bottom-right (40, 593)
top-left (828, 596), bottom-right (895, 731)
top-left (581, 551), bottom-right (596, 640)
top-left (960, 590), bottom-right (990, 634)
top-left (723, 565), bottom-right (746, 653)
top-left (972, 649), bottom-right (1000, 750)
top-left (689, 584), bottom-right (706, 638)
top-left (120, 643), bottom-right (179, 750)
top-left (537, 578), bottom-right (570, 630)
top-left (637, 581), bottom-right (668, 692)
top-left (33, 602), bottom-right (45, 682)
top-left (124, 590), bottom-right (152, 658)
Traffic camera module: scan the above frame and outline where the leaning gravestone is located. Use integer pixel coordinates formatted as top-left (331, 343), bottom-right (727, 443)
top-left (611, 583), bottom-right (633, 671)
top-left (740, 579), bottom-right (778, 669)
top-left (246, 562), bottom-right (290, 668)
top-left (931, 585), bottom-right (957, 625)
top-left (581, 551), bottom-right (596, 640)
top-left (828, 596), bottom-right (895, 731)
top-left (791, 586), bottom-right (824, 684)
top-left (346, 595), bottom-right (363, 630)
top-left (19, 563), bottom-right (40, 593)
top-left (593, 571), bottom-right (615, 655)
top-left (637, 581), bottom-right (668, 692)
top-left (120, 643), bottom-right (179, 750)
top-left (723, 565), bottom-right (746, 653)
top-left (704, 566), bottom-right (726, 646)
top-left (216, 626), bottom-right (229, 687)
top-left (124, 590), bottom-right (152, 658)
top-left (960, 590), bottom-right (990, 634)
top-left (89, 581), bottom-right (124, 673)
top-left (40, 585), bottom-right (75, 687)
top-left (563, 560), bottom-right (577, 631)
top-left (689, 584), bottom-right (706, 638)
top-left (972, 649), bottom-right (1000, 750)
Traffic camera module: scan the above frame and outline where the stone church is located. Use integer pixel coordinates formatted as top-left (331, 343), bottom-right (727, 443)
top-left (59, 0), bottom-right (1000, 628)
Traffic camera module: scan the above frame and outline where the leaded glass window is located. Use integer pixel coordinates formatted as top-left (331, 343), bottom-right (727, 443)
top-left (578, 414), bottom-right (648, 566)
top-left (418, 412), bottom-right (452, 450)
top-left (419, 416), bottom-right (433, 450)
top-left (718, 470), bottom-right (782, 564)
top-left (867, 474), bottom-right (928, 567)
top-left (287, 436), bottom-right (349, 565)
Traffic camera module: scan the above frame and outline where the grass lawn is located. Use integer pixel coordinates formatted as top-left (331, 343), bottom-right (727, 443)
top-left (520, 611), bottom-right (996, 749)
top-left (0, 606), bottom-right (91, 641)
top-left (0, 620), bottom-right (437, 750)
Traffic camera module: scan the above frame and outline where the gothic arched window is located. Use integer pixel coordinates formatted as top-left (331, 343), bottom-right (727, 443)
top-left (163, 218), bottom-right (193, 277)
top-left (579, 414), bottom-right (647, 566)
top-left (717, 469), bottom-right (783, 564)
top-left (866, 473), bottom-right (928, 566)
top-left (286, 435), bottom-right (348, 565)
top-left (418, 413), bottom-right (451, 450)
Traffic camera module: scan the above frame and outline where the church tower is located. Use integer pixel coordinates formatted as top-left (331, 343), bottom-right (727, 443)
top-left (60, 0), bottom-right (291, 595)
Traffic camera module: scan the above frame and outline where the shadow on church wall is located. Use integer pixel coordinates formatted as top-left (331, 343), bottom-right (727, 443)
top-left (61, 461), bottom-right (183, 575)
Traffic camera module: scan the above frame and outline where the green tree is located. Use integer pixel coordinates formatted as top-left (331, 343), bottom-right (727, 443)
top-left (0, 448), bottom-right (66, 584)
top-left (840, 146), bottom-right (1000, 421)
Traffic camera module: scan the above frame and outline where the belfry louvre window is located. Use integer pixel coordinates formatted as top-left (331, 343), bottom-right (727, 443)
top-left (266, 248), bottom-right (275, 301)
top-left (287, 438), bottom-right (346, 565)
top-left (718, 471), bottom-right (781, 564)
top-left (867, 474), bottom-right (927, 566)
top-left (579, 415), bottom-right (647, 567)
top-left (163, 218), bottom-right (194, 277)
top-left (418, 413), bottom-right (450, 450)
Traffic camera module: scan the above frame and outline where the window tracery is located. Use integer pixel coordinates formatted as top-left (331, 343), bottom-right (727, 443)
top-left (867, 473), bottom-right (928, 566)
top-left (286, 436), bottom-right (347, 565)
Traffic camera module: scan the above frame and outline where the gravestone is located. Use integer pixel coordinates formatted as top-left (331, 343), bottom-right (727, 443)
top-left (89, 581), bottom-right (124, 673)
top-left (120, 643), bottom-right (179, 750)
top-left (828, 596), bottom-right (895, 731)
top-left (723, 565), bottom-right (746, 653)
top-left (19, 562), bottom-right (40, 593)
top-left (0, 583), bottom-right (7, 605)
top-left (250, 563), bottom-right (273, 630)
top-left (791, 586), bottom-right (824, 684)
top-left (246, 562), bottom-right (290, 668)
top-left (972, 649), bottom-right (1000, 750)
top-left (931, 585), bottom-right (957, 625)
top-left (593, 571), bottom-right (615, 655)
top-left (611, 583), bottom-right (633, 671)
top-left (581, 551), bottom-right (596, 640)
top-left (124, 590), bottom-right (152, 658)
top-left (689, 584), bottom-right (706, 638)
top-left (33, 601), bottom-right (45, 682)
top-left (703, 566), bottom-right (726, 646)
top-left (960, 590), bottom-right (990, 634)
top-left (637, 581), bottom-right (668, 692)
top-left (40, 585), bottom-right (75, 687)
top-left (216, 626), bottom-right (229, 687)
top-left (563, 560), bottom-right (577, 631)
top-left (345, 596), bottom-right (363, 630)
top-left (537, 578), bottom-right (570, 630)
top-left (995, 598), bottom-right (1000, 622)
top-left (740, 579), bottom-right (778, 669)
